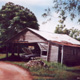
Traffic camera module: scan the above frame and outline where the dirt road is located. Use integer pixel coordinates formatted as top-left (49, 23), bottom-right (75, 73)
top-left (0, 62), bottom-right (32, 80)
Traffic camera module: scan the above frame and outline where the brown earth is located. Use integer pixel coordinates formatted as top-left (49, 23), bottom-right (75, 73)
top-left (0, 62), bottom-right (33, 80)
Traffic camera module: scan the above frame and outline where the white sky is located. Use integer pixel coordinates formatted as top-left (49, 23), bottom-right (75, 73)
top-left (0, 0), bottom-right (51, 6)
top-left (0, 0), bottom-right (80, 33)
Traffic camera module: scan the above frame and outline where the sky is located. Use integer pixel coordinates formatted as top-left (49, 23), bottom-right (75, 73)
top-left (0, 0), bottom-right (80, 33)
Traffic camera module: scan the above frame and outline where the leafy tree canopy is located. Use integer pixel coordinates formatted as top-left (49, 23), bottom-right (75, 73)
top-left (55, 25), bottom-right (80, 40)
top-left (43, 0), bottom-right (80, 22)
top-left (42, 0), bottom-right (80, 40)
top-left (0, 2), bottom-right (39, 42)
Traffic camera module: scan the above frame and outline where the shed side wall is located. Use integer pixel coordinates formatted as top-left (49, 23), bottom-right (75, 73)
top-left (63, 46), bottom-right (80, 65)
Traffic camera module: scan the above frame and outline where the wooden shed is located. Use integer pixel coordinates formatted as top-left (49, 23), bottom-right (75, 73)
top-left (6, 28), bottom-right (80, 65)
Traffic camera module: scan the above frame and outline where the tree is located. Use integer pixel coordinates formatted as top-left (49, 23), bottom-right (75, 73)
top-left (54, 0), bottom-right (80, 40)
top-left (42, 0), bottom-right (80, 40)
top-left (0, 2), bottom-right (39, 42)
top-left (69, 28), bottom-right (80, 40)
top-left (55, 26), bottom-right (80, 40)
top-left (43, 0), bottom-right (80, 22)
top-left (55, 25), bottom-right (70, 35)
top-left (53, 0), bottom-right (80, 21)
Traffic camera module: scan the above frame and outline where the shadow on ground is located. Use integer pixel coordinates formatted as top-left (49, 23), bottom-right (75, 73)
top-left (0, 55), bottom-right (29, 62)
top-left (65, 62), bottom-right (80, 67)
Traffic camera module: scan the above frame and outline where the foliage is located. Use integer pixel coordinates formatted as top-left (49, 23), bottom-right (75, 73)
top-left (55, 25), bottom-right (70, 35)
top-left (55, 26), bottom-right (80, 40)
top-left (0, 2), bottom-right (39, 42)
top-left (69, 28), bottom-right (80, 39)
top-left (42, 0), bottom-right (80, 40)
top-left (53, 0), bottom-right (80, 21)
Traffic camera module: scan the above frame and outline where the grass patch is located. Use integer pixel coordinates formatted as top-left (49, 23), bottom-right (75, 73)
top-left (0, 53), bottom-right (80, 80)
top-left (0, 53), bottom-right (13, 59)
top-left (0, 53), bottom-right (6, 59)
top-left (10, 61), bottom-right (80, 80)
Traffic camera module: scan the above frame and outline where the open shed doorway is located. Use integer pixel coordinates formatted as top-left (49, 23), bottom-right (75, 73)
top-left (21, 43), bottom-right (40, 55)
top-left (14, 43), bottom-right (41, 56)
top-left (38, 43), bottom-right (48, 61)
top-left (6, 43), bottom-right (41, 59)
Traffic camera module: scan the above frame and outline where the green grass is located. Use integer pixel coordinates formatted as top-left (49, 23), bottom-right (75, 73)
top-left (0, 53), bottom-right (13, 59)
top-left (0, 53), bottom-right (80, 80)
top-left (11, 60), bottom-right (80, 80)
top-left (0, 53), bottom-right (6, 59)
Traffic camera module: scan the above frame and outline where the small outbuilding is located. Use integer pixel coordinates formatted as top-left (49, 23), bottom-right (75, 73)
top-left (6, 28), bottom-right (80, 65)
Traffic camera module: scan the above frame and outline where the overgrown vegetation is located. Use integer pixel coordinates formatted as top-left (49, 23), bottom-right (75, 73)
top-left (0, 54), bottom-right (80, 80)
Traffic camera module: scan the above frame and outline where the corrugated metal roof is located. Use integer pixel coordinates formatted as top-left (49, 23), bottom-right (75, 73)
top-left (28, 28), bottom-right (80, 46)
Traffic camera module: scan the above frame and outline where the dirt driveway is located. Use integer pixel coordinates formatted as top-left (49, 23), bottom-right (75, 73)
top-left (0, 62), bottom-right (32, 80)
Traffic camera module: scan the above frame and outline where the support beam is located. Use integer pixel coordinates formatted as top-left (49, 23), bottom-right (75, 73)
top-left (17, 46), bottom-right (19, 57)
top-left (61, 46), bottom-right (64, 65)
top-left (47, 42), bottom-right (51, 62)
top-left (12, 44), bottom-right (15, 56)
top-left (37, 43), bottom-right (42, 57)
top-left (6, 44), bottom-right (8, 58)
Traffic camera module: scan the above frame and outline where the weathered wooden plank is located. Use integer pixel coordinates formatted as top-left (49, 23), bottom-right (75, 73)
top-left (50, 45), bottom-right (59, 62)
top-left (61, 46), bottom-right (64, 65)
top-left (47, 42), bottom-right (51, 62)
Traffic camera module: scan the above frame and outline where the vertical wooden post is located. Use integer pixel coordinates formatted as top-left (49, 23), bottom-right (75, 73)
top-left (38, 43), bottom-right (42, 58)
top-left (47, 42), bottom-right (51, 62)
top-left (17, 45), bottom-right (19, 57)
top-left (61, 45), bottom-right (64, 65)
top-left (6, 44), bottom-right (8, 58)
top-left (12, 43), bottom-right (14, 56)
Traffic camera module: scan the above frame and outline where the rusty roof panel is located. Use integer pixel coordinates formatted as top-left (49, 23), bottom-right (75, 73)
top-left (51, 41), bottom-right (80, 47)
